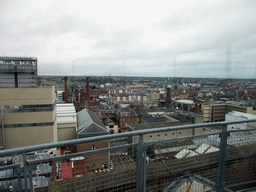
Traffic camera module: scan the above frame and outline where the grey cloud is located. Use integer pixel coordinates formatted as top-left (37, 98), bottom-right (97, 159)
top-left (2, 0), bottom-right (256, 78)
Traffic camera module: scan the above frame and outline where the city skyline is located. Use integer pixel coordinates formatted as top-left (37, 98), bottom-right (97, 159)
top-left (1, 0), bottom-right (256, 78)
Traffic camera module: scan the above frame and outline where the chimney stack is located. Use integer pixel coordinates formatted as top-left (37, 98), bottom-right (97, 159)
top-left (64, 76), bottom-right (68, 103)
top-left (165, 84), bottom-right (172, 108)
top-left (86, 77), bottom-right (91, 106)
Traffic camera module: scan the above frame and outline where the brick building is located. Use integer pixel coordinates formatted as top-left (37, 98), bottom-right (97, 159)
top-left (76, 109), bottom-right (109, 173)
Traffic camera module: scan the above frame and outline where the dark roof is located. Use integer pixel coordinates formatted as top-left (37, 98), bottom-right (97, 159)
top-left (129, 121), bottom-right (187, 131)
top-left (142, 115), bottom-right (167, 123)
top-left (77, 109), bottom-right (108, 138)
top-left (0, 176), bottom-right (50, 191)
top-left (103, 118), bottom-right (116, 126)
top-left (32, 164), bottom-right (52, 175)
top-left (0, 169), bottom-right (13, 180)
top-left (0, 56), bottom-right (37, 61)
top-left (138, 107), bottom-right (175, 114)
top-left (0, 157), bottom-right (13, 166)
top-left (0, 164), bottom-right (52, 180)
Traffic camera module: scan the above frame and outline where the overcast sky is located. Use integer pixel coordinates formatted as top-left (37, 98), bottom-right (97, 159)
top-left (1, 0), bottom-right (256, 78)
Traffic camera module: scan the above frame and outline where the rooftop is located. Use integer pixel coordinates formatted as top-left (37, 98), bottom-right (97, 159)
top-left (56, 103), bottom-right (77, 124)
top-left (129, 121), bottom-right (187, 131)
top-left (227, 111), bottom-right (256, 119)
top-left (77, 109), bottom-right (108, 138)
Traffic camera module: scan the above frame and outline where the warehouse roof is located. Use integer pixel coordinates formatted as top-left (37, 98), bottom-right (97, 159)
top-left (56, 103), bottom-right (77, 124)
top-left (77, 109), bottom-right (108, 138)
top-left (226, 111), bottom-right (256, 119)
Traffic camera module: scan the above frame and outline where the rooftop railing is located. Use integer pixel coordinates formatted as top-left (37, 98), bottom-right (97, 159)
top-left (0, 119), bottom-right (256, 191)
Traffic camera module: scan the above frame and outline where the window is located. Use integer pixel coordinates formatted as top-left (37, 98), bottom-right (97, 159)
top-left (91, 145), bottom-right (96, 150)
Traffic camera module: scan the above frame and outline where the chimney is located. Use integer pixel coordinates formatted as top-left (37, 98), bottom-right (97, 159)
top-left (86, 77), bottom-right (90, 94)
top-left (165, 84), bottom-right (172, 108)
top-left (64, 76), bottom-right (68, 103)
top-left (86, 77), bottom-right (91, 105)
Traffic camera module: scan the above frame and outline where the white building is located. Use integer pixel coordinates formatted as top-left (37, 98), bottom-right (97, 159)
top-left (225, 111), bottom-right (256, 131)
top-left (56, 103), bottom-right (77, 142)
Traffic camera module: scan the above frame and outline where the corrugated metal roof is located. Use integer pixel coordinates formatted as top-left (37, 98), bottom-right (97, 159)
top-left (57, 116), bottom-right (77, 124)
top-left (56, 103), bottom-right (77, 124)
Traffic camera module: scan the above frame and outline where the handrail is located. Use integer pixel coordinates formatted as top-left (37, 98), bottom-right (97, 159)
top-left (0, 119), bottom-right (256, 157)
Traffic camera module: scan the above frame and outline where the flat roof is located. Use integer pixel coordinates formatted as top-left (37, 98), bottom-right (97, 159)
top-left (227, 111), bottom-right (256, 119)
top-left (129, 121), bottom-right (187, 131)
top-left (0, 56), bottom-right (37, 61)
top-left (56, 103), bottom-right (77, 124)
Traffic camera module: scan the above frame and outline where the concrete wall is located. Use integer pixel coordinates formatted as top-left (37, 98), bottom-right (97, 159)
top-left (57, 124), bottom-right (77, 142)
top-left (0, 86), bottom-right (55, 105)
top-left (133, 128), bottom-right (194, 143)
top-left (0, 86), bottom-right (57, 149)
top-left (0, 125), bottom-right (56, 149)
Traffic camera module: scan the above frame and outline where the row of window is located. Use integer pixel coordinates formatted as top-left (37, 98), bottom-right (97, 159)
top-left (0, 122), bottom-right (54, 128)
top-left (12, 108), bottom-right (54, 113)
top-left (149, 132), bottom-right (182, 138)
top-left (4, 102), bottom-right (56, 113)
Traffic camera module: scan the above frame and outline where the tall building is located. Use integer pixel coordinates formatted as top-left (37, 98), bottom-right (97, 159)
top-left (0, 87), bottom-right (57, 149)
top-left (165, 84), bottom-right (172, 108)
top-left (201, 102), bottom-right (256, 123)
top-left (0, 57), bottom-right (37, 88)
top-left (0, 56), bottom-right (57, 149)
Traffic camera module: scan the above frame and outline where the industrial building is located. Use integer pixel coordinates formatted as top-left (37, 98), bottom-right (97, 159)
top-left (76, 109), bottom-right (109, 172)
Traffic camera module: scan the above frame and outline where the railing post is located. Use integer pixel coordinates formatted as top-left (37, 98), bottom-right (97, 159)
top-left (136, 134), bottom-right (147, 192)
top-left (14, 166), bottom-right (22, 192)
top-left (23, 153), bottom-right (29, 192)
top-left (29, 168), bottom-right (34, 192)
top-left (216, 124), bottom-right (229, 191)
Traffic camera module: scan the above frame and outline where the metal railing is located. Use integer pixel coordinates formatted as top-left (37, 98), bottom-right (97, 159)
top-left (0, 119), bottom-right (256, 191)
